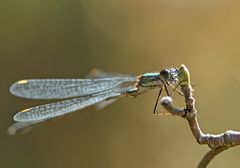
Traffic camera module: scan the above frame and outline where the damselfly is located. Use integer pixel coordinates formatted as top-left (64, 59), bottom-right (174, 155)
top-left (8, 65), bottom-right (189, 135)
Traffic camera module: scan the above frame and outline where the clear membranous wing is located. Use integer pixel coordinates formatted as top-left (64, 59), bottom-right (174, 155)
top-left (10, 76), bottom-right (136, 99)
top-left (13, 86), bottom-right (135, 122)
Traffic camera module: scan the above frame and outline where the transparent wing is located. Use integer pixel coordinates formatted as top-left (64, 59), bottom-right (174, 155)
top-left (86, 68), bottom-right (135, 79)
top-left (8, 99), bottom-right (117, 135)
top-left (8, 116), bottom-right (62, 135)
top-left (8, 120), bottom-right (45, 135)
top-left (95, 98), bottom-right (117, 110)
top-left (10, 76), bottom-right (136, 99)
top-left (13, 86), bottom-right (135, 122)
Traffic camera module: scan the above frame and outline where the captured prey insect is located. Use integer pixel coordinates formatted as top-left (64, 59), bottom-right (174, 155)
top-left (8, 65), bottom-right (190, 135)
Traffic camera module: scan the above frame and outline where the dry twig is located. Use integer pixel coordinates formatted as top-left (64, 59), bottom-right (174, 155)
top-left (160, 65), bottom-right (240, 168)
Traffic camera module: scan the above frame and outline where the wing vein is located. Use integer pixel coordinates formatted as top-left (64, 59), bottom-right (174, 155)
top-left (13, 86), bottom-right (134, 122)
top-left (10, 77), bottom-right (136, 99)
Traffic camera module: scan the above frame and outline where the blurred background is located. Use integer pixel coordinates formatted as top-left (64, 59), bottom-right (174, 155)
top-left (1, 0), bottom-right (240, 167)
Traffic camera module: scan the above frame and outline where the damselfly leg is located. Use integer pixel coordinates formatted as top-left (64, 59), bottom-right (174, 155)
top-left (153, 81), bottom-right (171, 115)
top-left (153, 87), bottom-right (163, 114)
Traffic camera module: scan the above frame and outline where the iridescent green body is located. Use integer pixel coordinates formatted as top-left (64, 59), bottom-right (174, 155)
top-left (129, 65), bottom-right (190, 97)
top-left (138, 73), bottom-right (160, 87)
top-left (126, 68), bottom-right (179, 97)
top-left (138, 67), bottom-right (179, 87)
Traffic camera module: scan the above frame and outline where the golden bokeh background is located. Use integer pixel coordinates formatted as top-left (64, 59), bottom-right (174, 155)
top-left (1, 0), bottom-right (240, 167)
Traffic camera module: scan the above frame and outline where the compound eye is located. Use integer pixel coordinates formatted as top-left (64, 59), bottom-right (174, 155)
top-left (160, 69), bottom-right (169, 81)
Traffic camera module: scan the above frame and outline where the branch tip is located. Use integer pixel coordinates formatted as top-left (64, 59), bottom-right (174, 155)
top-left (159, 65), bottom-right (240, 168)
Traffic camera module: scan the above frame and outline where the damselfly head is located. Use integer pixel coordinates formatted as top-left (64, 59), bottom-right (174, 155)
top-left (160, 69), bottom-right (170, 82)
top-left (160, 68), bottom-right (179, 84)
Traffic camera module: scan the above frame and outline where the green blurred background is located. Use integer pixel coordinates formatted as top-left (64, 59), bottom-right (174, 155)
top-left (1, 0), bottom-right (240, 167)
